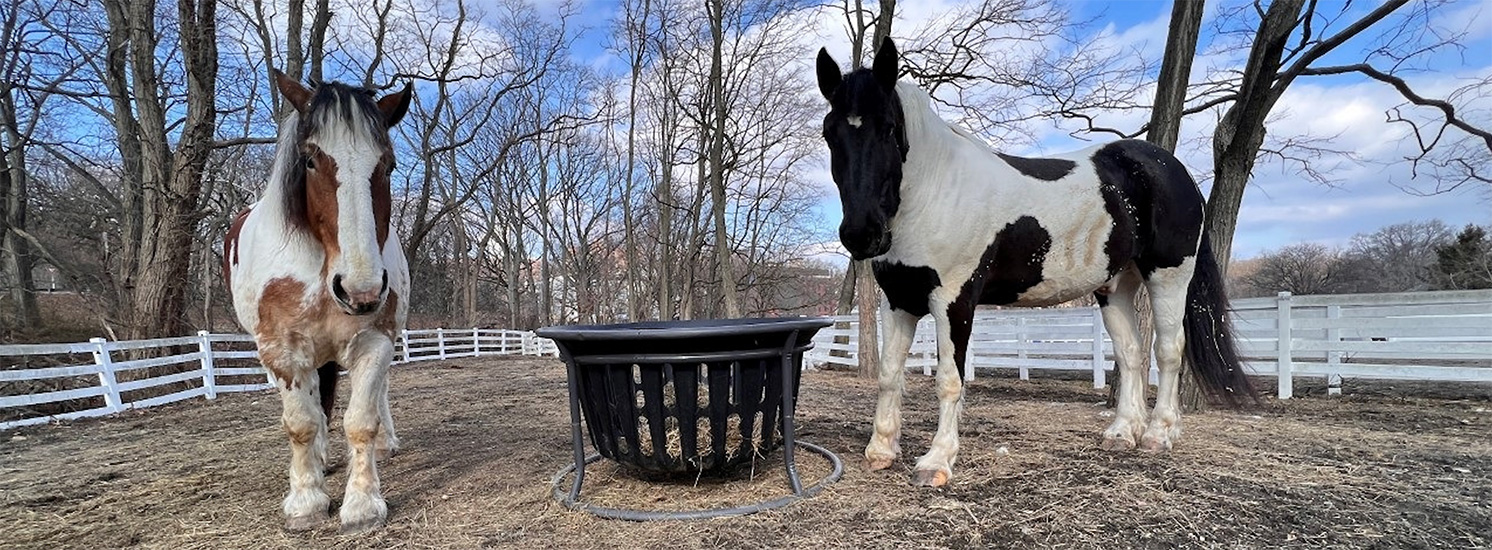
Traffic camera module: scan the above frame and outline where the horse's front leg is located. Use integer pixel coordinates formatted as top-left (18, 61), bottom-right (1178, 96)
top-left (866, 305), bottom-right (919, 471)
top-left (338, 330), bottom-right (395, 533)
top-left (913, 300), bottom-right (972, 487)
top-left (265, 342), bottom-right (331, 531)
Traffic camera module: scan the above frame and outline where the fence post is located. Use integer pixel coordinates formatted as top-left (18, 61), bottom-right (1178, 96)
top-left (473, 328), bottom-right (482, 357)
top-left (1277, 291), bottom-right (1294, 399)
top-left (399, 329), bottom-right (410, 363)
top-left (198, 330), bottom-right (217, 400)
top-left (1017, 316), bottom-right (1029, 381)
top-left (90, 337), bottom-right (124, 413)
top-left (437, 328), bottom-right (447, 360)
top-left (1326, 304), bottom-right (1341, 396)
top-left (1091, 307), bottom-right (1105, 389)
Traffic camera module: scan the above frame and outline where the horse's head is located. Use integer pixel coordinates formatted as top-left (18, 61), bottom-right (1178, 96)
top-left (816, 39), bottom-right (909, 260)
top-left (274, 71), bottom-right (412, 316)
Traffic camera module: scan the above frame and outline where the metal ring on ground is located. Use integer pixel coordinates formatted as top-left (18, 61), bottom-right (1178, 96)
top-left (550, 441), bottom-right (844, 521)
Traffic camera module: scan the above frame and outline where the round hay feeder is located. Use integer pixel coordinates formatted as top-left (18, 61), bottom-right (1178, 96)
top-left (537, 317), bottom-right (841, 520)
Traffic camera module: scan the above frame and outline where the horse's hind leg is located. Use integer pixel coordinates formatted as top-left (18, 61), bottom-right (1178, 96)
top-left (866, 306), bottom-right (917, 471)
top-left (338, 330), bottom-right (395, 533)
top-left (1139, 258), bottom-right (1196, 451)
top-left (375, 374), bottom-right (399, 461)
top-left (1098, 267), bottom-right (1147, 451)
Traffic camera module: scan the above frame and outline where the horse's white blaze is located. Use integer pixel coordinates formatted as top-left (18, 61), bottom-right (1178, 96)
top-left (847, 115), bottom-right (863, 127)
top-left (309, 104), bottom-right (388, 298)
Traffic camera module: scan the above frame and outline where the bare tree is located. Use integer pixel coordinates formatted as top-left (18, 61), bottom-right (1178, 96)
top-left (93, 0), bottom-right (220, 338)
top-left (1199, 0), bottom-right (1492, 269)
top-left (1241, 243), bottom-right (1348, 296)
top-left (1342, 220), bottom-right (1453, 292)
top-left (705, 0), bottom-right (741, 318)
top-left (0, 0), bottom-right (51, 331)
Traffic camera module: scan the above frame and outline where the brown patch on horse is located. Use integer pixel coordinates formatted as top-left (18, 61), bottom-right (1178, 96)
top-left (256, 277), bottom-right (318, 385)
top-left (374, 291), bottom-right (400, 337)
top-left (302, 148), bottom-right (342, 275)
top-left (372, 154), bottom-right (393, 247)
top-left (223, 207), bottom-right (252, 289)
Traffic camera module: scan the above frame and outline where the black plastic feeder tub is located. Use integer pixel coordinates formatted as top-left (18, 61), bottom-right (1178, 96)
top-left (537, 317), bottom-right (842, 520)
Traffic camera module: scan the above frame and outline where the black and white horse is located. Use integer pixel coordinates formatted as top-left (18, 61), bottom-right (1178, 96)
top-left (816, 40), bottom-right (1256, 487)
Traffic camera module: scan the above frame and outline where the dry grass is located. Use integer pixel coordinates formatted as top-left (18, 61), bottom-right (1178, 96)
top-left (2, 356), bottom-right (1490, 549)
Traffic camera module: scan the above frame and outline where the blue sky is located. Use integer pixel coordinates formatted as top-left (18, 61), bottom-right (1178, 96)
top-left (543, 0), bottom-right (1491, 263)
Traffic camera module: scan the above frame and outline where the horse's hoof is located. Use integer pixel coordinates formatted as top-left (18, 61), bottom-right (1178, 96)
top-left (339, 492), bottom-right (387, 534)
top-left (1099, 435), bottom-right (1135, 451)
top-left (865, 457), bottom-right (895, 471)
top-left (1138, 434), bottom-right (1173, 452)
top-left (375, 445), bottom-right (399, 461)
top-left (338, 516), bottom-right (385, 534)
top-left (285, 512), bottom-right (329, 532)
top-left (910, 469), bottom-right (949, 487)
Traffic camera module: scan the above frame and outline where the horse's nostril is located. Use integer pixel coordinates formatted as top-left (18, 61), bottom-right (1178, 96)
top-left (331, 274), bottom-right (349, 302)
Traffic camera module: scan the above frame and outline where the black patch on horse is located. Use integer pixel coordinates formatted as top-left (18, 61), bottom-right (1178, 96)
top-left (1089, 140), bottom-right (1206, 278)
top-left (967, 216), bottom-right (1052, 306)
top-left (997, 153), bottom-right (1077, 181)
top-left (871, 261), bottom-right (940, 317)
top-left (943, 215), bottom-right (1052, 376)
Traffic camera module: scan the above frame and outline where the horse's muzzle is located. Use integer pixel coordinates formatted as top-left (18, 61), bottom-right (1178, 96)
top-left (331, 271), bottom-right (388, 316)
top-left (841, 225), bottom-right (892, 260)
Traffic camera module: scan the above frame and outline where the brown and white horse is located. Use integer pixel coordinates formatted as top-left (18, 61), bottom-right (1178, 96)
top-left (225, 71), bottom-right (411, 532)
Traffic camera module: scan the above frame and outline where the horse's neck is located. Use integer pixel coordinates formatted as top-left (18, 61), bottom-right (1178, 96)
top-left (897, 86), bottom-right (1018, 198)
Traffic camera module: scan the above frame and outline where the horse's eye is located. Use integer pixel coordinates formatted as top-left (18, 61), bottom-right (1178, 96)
top-left (305, 157), bottom-right (316, 170)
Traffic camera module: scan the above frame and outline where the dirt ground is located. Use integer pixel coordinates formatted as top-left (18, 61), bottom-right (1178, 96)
top-left (2, 356), bottom-right (1490, 550)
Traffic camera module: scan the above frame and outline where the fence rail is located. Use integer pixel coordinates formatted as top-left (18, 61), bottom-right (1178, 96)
top-left (1, 329), bottom-right (557, 431)
top-left (804, 289), bottom-right (1492, 399)
top-left (4, 290), bottom-right (1487, 431)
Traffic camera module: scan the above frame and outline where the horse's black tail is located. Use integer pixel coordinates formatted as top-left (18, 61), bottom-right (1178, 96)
top-left (1183, 232), bottom-right (1260, 408)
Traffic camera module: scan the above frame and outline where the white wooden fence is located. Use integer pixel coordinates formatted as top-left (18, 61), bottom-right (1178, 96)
top-left (804, 289), bottom-right (1492, 399)
top-left (0, 328), bottom-right (557, 431)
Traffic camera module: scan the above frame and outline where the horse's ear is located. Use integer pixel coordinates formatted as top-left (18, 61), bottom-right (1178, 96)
top-left (377, 81), bottom-right (413, 128)
top-left (872, 38), bottom-right (898, 90)
top-left (274, 69), bottom-right (312, 114)
top-left (816, 48), bottom-right (842, 101)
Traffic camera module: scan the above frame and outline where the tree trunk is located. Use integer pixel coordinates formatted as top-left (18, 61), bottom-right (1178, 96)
top-left (307, 0), bottom-right (330, 82)
top-left (656, 171), bottom-right (675, 320)
top-left (105, 0), bottom-right (219, 339)
top-left (1205, 0), bottom-right (1306, 273)
top-left (706, 0), bottom-right (739, 318)
top-left (0, 84), bottom-right (39, 330)
top-left (1139, 0), bottom-right (1206, 411)
top-left (1146, 0), bottom-right (1203, 152)
top-left (855, 261), bottom-right (880, 377)
top-left (285, 0), bottom-right (304, 78)
top-left (871, 0), bottom-right (894, 51)
top-left (621, 0), bottom-right (650, 321)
